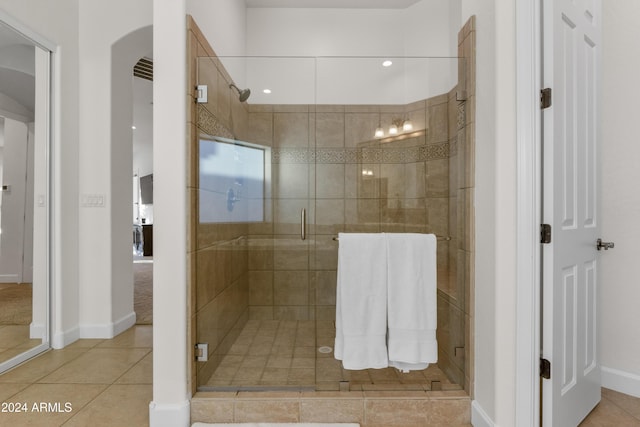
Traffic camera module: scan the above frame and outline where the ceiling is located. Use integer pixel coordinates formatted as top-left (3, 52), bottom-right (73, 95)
top-left (245, 0), bottom-right (421, 9)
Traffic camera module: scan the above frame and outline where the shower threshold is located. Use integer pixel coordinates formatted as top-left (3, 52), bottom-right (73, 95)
top-left (198, 385), bottom-right (316, 393)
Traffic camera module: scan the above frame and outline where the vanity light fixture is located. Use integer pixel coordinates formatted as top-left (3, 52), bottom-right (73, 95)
top-left (373, 118), bottom-right (414, 139)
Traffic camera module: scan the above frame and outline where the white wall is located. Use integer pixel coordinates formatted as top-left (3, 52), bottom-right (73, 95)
top-left (601, 1), bottom-right (640, 397)
top-left (245, 0), bottom-right (458, 104)
top-left (460, 0), bottom-right (518, 426)
top-left (76, 0), bottom-right (151, 337)
top-left (150, 0), bottom-right (190, 425)
top-left (0, 0), bottom-right (153, 344)
top-left (187, 0), bottom-right (247, 86)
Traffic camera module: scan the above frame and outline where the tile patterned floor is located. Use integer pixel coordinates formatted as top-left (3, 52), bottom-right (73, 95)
top-left (580, 388), bottom-right (640, 426)
top-left (1, 323), bottom-right (639, 426)
top-left (203, 319), bottom-right (461, 392)
top-left (0, 325), bottom-right (152, 427)
top-left (0, 325), bottom-right (41, 363)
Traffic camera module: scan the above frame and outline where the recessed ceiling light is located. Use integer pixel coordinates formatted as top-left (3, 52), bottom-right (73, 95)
top-left (263, 89), bottom-right (272, 94)
top-left (382, 60), bottom-right (393, 67)
top-left (131, 126), bottom-right (137, 130)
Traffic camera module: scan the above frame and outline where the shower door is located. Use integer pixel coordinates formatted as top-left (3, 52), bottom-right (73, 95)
top-left (193, 54), bottom-right (469, 393)
top-left (193, 56), bottom-right (318, 389)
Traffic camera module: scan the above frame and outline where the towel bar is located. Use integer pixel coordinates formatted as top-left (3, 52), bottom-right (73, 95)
top-left (332, 234), bottom-right (452, 241)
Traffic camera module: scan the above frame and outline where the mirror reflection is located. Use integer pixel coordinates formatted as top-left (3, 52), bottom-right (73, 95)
top-left (0, 19), bottom-right (47, 369)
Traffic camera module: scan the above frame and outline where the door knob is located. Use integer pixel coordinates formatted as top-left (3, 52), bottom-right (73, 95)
top-left (596, 238), bottom-right (615, 251)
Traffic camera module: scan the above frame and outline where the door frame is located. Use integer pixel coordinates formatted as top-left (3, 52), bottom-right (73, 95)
top-left (0, 8), bottom-right (57, 373)
top-left (515, 0), bottom-right (543, 425)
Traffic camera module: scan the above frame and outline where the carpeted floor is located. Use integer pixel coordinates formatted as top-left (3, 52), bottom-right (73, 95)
top-left (134, 261), bottom-right (153, 325)
top-left (0, 283), bottom-right (32, 325)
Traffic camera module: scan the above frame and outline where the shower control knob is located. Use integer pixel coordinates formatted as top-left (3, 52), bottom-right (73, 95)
top-left (596, 238), bottom-right (615, 251)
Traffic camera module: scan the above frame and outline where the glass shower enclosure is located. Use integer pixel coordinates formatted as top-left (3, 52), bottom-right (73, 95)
top-left (192, 55), bottom-right (468, 393)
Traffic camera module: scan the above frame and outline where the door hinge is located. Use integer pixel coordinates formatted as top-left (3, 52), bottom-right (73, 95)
top-left (195, 343), bottom-right (208, 362)
top-left (196, 84), bottom-right (208, 103)
top-left (540, 358), bottom-right (551, 379)
top-left (541, 224), bottom-right (552, 244)
top-left (541, 88), bottom-right (552, 109)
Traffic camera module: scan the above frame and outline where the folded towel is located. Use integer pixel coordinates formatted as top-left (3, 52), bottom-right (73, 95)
top-left (385, 233), bottom-right (438, 372)
top-left (334, 233), bottom-right (388, 370)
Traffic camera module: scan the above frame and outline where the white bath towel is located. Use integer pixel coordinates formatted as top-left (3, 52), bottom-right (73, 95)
top-left (385, 233), bottom-right (438, 372)
top-left (334, 233), bottom-right (388, 370)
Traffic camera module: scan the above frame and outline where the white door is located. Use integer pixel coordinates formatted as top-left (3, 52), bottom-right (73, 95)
top-left (542, 0), bottom-right (602, 425)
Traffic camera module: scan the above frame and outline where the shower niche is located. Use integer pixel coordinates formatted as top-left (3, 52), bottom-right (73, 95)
top-left (188, 20), bottom-right (475, 399)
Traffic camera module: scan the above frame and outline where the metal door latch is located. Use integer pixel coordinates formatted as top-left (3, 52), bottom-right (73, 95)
top-left (596, 238), bottom-right (615, 251)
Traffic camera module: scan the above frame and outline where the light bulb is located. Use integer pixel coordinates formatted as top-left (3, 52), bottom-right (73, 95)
top-left (402, 120), bottom-right (413, 132)
top-left (389, 124), bottom-right (398, 135)
top-left (374, 127), bottom-right (385, 138)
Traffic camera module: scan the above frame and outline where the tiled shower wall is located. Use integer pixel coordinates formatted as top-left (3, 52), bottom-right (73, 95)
top-left (245, 99), bottom-right (454, 324)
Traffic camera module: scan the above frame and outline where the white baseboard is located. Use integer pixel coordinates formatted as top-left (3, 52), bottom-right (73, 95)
top-left (114, 311), bottom-right (137, 335)
top-left (149, 400), bottom-right (190, 427)
top-left (471, 400), bottom-right (495, 427)
top-left (29, 322), bottom-right (46, 339)
top-left (602, 366), bottom-right (640, 398)
top-left (52, 325), bottom-right (79, 349)
top-left (79, 311), bottom-right (136, 339)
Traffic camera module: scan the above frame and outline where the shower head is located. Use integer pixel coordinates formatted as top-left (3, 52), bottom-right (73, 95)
top-left (229, 83), bottom-right (251, 102)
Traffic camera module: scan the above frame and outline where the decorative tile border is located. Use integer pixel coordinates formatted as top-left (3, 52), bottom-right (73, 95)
top-left (197, 105), bottom-right (450, 164)
top-left (272, 143), bottom-right (450, 165)
top-left (457, 102), bottom-right (466, 131)
top-left (197, 105), bottom-right (234, 140)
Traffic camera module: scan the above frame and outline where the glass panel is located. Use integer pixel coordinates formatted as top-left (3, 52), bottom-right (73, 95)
top-left (312, 57), bottom-right (465, 391)
top-left (194, 55), bottom-right (468, 393)
top-left (194, 56), bottom-right (316, 390)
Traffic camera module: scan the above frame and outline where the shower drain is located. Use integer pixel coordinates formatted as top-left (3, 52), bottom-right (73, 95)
top-left (318, 346), bottom-right (333, 354)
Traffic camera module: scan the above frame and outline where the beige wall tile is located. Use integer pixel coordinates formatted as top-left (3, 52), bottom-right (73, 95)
top-left (249, 271), bottom-right (274, 305)
top-left (234, 400), bottom-right (300, 422)
top-left (273, 163), bottom-right (309, 199)
top-left (191, 399), bottom-right (234, 423)
top-left (316, 164), bottom-right (346, 199)
top-left (429, 103), bottom-right (449, 143)
top-left (274, 113), bottom-right (310, 148)
top-left (365, 398), bottom-right (428, 426)
top-left (274, 271), bottom-right (309, 305)
top-left (247, 112), bottom-right (274, 147)
top-left (345, 112), bottom-right (378, 147)
top-left (300, 398), bottom-right (364, 424)
top-left (315, 199), bottom-right (345, 235)
top-left (316, 112), bottom-right (346, 148)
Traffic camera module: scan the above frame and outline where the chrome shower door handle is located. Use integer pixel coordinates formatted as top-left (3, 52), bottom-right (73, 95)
top-left (301, 208), bottom-right (306, 241)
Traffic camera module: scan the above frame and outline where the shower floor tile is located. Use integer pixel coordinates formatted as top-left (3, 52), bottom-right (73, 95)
top-left (203, 319), bottom-right (463, 392)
